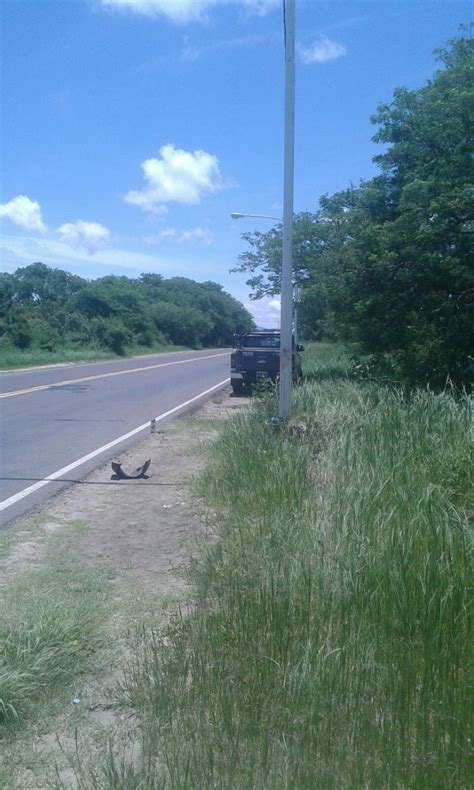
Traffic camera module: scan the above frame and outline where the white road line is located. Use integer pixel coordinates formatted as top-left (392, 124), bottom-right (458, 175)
top-left (0, 352), bottom-right (228, 400)
top-left (0, 378), bottom-right (229, 512)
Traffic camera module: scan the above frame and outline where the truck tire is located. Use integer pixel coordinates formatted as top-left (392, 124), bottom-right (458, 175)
top-left (232, 380), bottom-right (244, 395)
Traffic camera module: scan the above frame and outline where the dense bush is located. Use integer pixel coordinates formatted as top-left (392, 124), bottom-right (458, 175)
top-left (0, 263), bottom-right (254, 356)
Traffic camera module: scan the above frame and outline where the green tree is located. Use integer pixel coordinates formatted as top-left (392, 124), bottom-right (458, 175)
top-left (1, 264), bottom-right (254, 356)
top-left (9, 262), bottom-right (85, 303)
top-left (152, 302), bottom-right (213, 347)
top-left (233, 31), bottom-right (474, 385)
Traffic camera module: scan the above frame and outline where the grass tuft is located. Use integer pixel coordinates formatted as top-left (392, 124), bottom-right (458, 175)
top-left (0, 566), bottom-right (106, 731)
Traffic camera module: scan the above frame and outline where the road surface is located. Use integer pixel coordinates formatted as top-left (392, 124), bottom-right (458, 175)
top-left (0, 349), bottom-right (230, 527)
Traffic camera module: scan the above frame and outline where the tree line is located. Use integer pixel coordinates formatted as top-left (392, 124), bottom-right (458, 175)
top-left (0, 264), bottom-right (254, 355)
top-left (234, 31), bottom-right (473, 386)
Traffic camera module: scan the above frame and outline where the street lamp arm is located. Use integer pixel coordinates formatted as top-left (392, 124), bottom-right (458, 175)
top-left (230, 212), bottom-right (282, 222)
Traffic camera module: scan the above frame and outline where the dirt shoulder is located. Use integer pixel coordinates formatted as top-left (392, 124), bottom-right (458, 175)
top-left (0, 386), bottom-right (249, 789)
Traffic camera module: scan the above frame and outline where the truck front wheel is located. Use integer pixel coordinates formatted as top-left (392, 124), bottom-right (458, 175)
top-left (232, 380), bottom-right (245, 395)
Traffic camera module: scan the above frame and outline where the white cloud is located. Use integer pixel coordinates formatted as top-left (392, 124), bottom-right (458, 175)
top-left (157, 228), bottom-right (178, 239)
top-left (298, 37), bottom-right (346, 64)
top-left (1, 233), bottom-right (182, 274)
top-left (145, 226), bottom-right (214, 245)
top-left (181, 227), bottom-right (213, 244)
top-left (181, 42), bottom-right (201, 62)
top-left (100, 0), bottom-right (278, 24)
top-left (0, 195), bottom-right (47, 232)
top-left (57, 220), bottom-right (111, 254)
top-left (240, 0), bottom-right (278, 17)
top-left (125, 144), bottom-right (222, 213)
top-left (101, 0), bottom-right (215, 23)
top-left (245, 297), bottom-right (280, 328)
top-left (180, 30), bottom-right (278, 63)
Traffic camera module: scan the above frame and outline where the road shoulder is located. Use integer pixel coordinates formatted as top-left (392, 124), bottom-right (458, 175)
top-left (0, 387), bottom-right (250, 789)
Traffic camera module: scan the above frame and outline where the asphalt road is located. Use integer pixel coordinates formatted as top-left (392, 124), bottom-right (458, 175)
top-left (0, 349), bottom-right (230, 528)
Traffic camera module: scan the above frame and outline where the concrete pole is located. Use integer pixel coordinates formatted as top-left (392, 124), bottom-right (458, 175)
top-left (279, 0), bottom-right (295, 420)
top-left (293, 282), bottom-right (299, 351)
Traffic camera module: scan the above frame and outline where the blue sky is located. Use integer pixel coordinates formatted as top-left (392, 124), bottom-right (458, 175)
top-left (0, 0), bottom-right (469, 326)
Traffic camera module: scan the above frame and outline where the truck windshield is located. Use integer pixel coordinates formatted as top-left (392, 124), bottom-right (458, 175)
top-left (242, 335), bottom-right (280, 349)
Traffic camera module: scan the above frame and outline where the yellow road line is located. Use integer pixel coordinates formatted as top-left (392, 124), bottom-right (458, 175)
top-left (0, 352), bottom-right (228, 400)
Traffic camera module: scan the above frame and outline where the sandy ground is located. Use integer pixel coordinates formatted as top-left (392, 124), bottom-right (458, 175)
top-left (3, 387), bottom-right (247, 586)
top-left (0, 386), bottom-right (250, 788)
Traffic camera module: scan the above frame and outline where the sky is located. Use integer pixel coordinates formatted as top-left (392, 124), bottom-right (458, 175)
top-left (0, 0), bottom-right (470, 327)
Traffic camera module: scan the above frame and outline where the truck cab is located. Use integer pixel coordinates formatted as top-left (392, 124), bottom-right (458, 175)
top-left (230, 331), bottom-right (302, 394)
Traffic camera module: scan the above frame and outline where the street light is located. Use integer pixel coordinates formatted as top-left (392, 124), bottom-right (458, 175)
top-left (230, 212), bottom-right (282, 222)
top-left (230, 0), bottom-right (295, 420)
top-left (280, 0), bottom-right (295, 421)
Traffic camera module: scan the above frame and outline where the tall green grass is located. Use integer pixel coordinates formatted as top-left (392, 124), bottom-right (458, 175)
top-left (0, 565), bottom-right (106, 730)
top-left (85, 345), bottom-right (472, 788)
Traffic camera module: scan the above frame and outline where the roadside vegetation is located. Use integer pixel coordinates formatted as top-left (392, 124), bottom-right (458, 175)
top-left (0, 343), bottom-right (190, 372)
top-left (234, 31), bottom-right (473, 389)
top-left (0, 265), bottom-right (254, 369)
top-left (0, 561), bottom-right (108, 733)
top-left (0, 346), bottom-right (120, 370)
top-left (73, 343), bottom-right (472, 788)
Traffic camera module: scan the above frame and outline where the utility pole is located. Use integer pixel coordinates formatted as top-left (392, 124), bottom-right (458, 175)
top-left (293, 281), bottom-right (299, 351)
top-left (279, 0), bottom-right (295, 420)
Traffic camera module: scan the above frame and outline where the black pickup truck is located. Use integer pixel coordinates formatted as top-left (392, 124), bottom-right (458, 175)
top-left (230, 330), bottom-right (302, 394)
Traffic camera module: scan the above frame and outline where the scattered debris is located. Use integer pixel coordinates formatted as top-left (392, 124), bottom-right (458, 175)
top-left (111, 459), bottom-right (151, 480)
top-left (86, 701), bottom-right (119, 712)
top-left (72, 697), bottom-right (81, 705)
top-left (265, 416), bottom-right (283, 429)
top-left (288, 420), bottom-right (307, 437)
